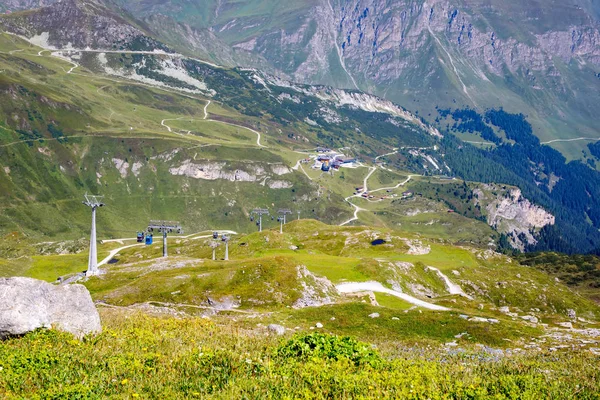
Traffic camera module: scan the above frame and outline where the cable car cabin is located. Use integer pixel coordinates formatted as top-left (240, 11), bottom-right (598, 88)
top-left (321, 160), bottom-right (331, 172)
top-left (213, 231), bottom-right (219, 239)
top-left (145, 234), bottom-right (153, 245)
top-left (137, 232), bottom-right (145, 243)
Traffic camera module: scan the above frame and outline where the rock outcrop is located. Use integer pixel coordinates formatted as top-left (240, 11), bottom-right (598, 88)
top-left (0, 277), bottom-right (101, 339)
top-left (486, 189), bottom-right (555, 250)
top-left (0, 0), bottom-right (166, 52)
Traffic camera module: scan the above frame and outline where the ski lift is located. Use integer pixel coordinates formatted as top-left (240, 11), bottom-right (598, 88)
top-left (213, 231), bottom-right (219, 239)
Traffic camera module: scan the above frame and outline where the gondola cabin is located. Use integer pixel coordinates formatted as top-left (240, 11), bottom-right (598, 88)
top-left (136, 232), bottom-right (145, 243)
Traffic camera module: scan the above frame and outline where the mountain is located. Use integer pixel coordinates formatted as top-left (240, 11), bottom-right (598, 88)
top-left (0, 0), bottom-right (59, 12)
top-left (2, 0), bottom-right (600, 254)
top-left (0, 0), bottom-right (169, 51)
top-left (109, 0), bottom-right (600, 161)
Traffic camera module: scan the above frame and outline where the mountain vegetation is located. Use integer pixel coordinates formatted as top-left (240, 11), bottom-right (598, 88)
top-left (0, 2), bottom-right (599, 397)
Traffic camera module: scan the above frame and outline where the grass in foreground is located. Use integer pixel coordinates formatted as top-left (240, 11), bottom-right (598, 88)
top-left (0, 309), bottom-right (598, 399)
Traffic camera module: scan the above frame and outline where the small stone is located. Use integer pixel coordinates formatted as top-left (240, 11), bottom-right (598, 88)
top-left (289, 245), bottom-right (299, 251)
top-left (459, 314), bottom-right (469, 320)
top-left (267, 324), bottom-right (286, 335)
top-left (392, 317), bottom-right (400, 321)
top-left (315, 322), bottom-right (323, 328)
top-left (330, 317), bottom-right (336, 321)
top-left (468, 317), bottom-right (489, 323)
top-left (478, 304), bottom-right (484, 310)
top-left (567, 309), bottom-right (576, 319)
top-left (557, 322), bottom-right (573, 329)
top-left (487, 319), bottom-right (499, 324)
top-left (521, 315), bottom-right (539, 324)
top-left (368, 313), bottom-right (380, 319)
top-left (499, 306), bottom-right (510, 314)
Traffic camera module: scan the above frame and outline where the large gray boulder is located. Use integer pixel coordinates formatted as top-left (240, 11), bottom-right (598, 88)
top-left (0, 277), bottom-right (101, 339)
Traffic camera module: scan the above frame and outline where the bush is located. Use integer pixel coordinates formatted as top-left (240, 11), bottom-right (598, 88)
top-left (276, 333), bottom-right (382, 366)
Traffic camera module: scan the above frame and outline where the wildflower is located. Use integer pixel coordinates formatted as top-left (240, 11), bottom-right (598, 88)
top-left (192, 393), bottom-right (201, 397)
top-left (132, 394), bottom-right (140, 398)
top-left (121, 379), bottom-right (129, 385)
top-left (142, 348), bottom-right (148, 351)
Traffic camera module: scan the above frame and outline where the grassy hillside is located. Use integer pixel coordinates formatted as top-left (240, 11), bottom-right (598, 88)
top-left (1, 310), bottom-right (599, 399)
top-left (2, 220), bottom-right (599, 398)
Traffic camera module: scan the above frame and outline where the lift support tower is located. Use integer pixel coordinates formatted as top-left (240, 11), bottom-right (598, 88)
top-left (147, 221), bottom-right (182, 257)
top-left (277, 209), bottom-right (293, 233)
top-left (83, 194), bottom-right (105, 277)
top-left (251, 208), bottom-right (270, 232)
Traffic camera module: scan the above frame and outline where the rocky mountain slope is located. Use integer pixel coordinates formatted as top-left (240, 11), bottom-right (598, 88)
top-left (105, 0), bottom-right (600, 159)
top-left (2, 0), bottom-right (600, 253)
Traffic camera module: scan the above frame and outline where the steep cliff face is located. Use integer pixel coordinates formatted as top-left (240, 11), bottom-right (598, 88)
top-left (476, 187), bottom-right (555, 251)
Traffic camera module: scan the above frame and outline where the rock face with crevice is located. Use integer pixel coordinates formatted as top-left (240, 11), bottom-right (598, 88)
top-left (486, 189), bottom-right (555, 250)
top-left (0, 277), bottom-right (101, 339)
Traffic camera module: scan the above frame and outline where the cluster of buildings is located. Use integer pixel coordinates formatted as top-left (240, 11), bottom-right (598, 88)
top-left (315, 154), bottom-right (356, 172)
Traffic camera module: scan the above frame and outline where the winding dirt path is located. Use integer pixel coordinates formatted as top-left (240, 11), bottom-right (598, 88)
top-left (7, 34), bottom-right (268, 149)
top-left (369, 175), bottom-right (415, 194)
top-left (375, 148), bottom-right (399, 161)
top-left (541, 137), bottom-right (600, 145)
top-left (340, 165), bottom-right (376, 226)
top-left (98, 244), bottom-right (143, 267)
top-left (336, 281), bottom-right (450, 311)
